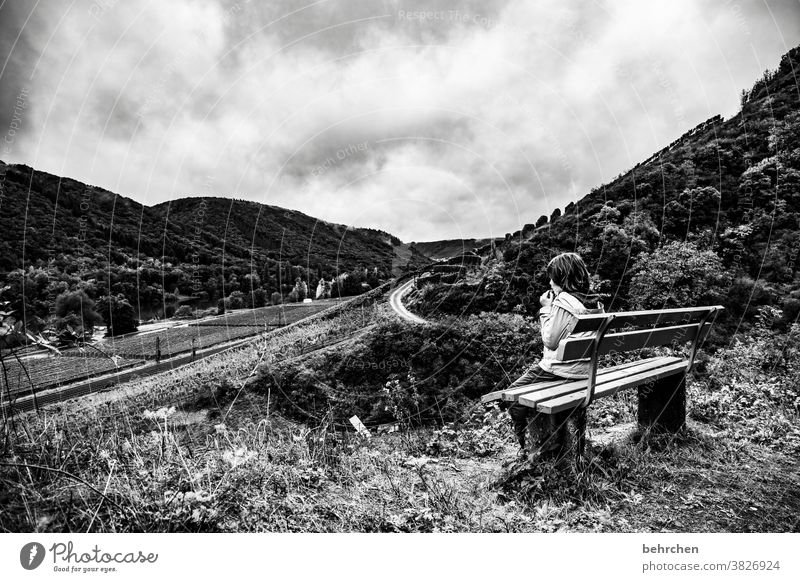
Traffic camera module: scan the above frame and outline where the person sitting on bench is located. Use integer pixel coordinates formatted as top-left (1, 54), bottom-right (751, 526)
top-left (506, 252), bottom-right (604, 449)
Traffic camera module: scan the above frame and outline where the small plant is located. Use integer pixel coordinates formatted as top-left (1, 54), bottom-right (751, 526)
top-left (425, 404), bottom-right (511, 458)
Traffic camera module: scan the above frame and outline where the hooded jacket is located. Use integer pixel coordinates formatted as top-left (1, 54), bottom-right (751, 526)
top-left (537, 291), bottom-right (605, 378)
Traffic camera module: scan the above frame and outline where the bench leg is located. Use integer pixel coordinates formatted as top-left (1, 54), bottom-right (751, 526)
top-left (637, 373), bottom-right (686, 434)
top-left (526, 407), bottom-right (587, 466)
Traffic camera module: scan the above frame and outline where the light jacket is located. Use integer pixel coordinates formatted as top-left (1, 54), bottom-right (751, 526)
top-left (537, 291), bottom-right (604, 378)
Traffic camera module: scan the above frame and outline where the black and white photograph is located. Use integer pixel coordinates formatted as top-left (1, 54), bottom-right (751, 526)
top-left (1, 0), bottom-right (799, 572)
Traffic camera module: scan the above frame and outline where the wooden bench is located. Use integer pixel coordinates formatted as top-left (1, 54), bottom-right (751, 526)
top-left (482, 305), bottom-right (724, 456)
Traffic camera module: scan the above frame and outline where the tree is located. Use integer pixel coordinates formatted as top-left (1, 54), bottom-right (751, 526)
top-left (738, 161), bottom-right (775, 210)
top-left (629, 241), bottom-right (729, 310)
top-left (535, 215), bottom-right (548, 228)
top-left (97, 294), bottom-right (139, 337)
top-left (204, 275), bottom-right (220, 301)
top-left (53, 290), bottom-right (103, 342)
top-left (663, 187), bottom-right (722, 236)
top-left (291, 278), bottom-right (308, 302)
top-left (769, 110), bottom-right (800, 168)
top-left (550, 208), bottom-right (562, 223)
top-left (595, 204), bottom-right (621, 227)
top-left (4, 268), bottom-right (52, 332)
top-left (225, 291), bottom-right (246, 310)
top-left (244, 273), bottom-right (261, 291)
top-left (227, 274), bottom-right (241, 294)
top-left (250, 288), bottom-right (267, 308)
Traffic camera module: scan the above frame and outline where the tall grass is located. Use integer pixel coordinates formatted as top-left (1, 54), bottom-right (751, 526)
top-left (0, 302), bottom-right (393, 532)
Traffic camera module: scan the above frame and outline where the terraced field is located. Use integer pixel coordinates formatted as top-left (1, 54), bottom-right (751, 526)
top-left (1, 354), bottom-right (144, 400)
top-left (190, 301), bottom-right (338, 327)
top-left (1, 300), bottom-right (341, 402)
top-left (91, 324), bottom-right (268, 359)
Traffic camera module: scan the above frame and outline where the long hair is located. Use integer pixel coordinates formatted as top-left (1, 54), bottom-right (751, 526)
top-left (547, 252), bottom-right (591, 295)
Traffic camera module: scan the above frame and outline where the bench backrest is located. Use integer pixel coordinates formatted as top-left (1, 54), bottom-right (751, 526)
top-left (553, 304), bottom-right (723, 409)
top-left (570, 306), bottom-right (720, 334)
top-left (557, 305), bottom-right (724, 362)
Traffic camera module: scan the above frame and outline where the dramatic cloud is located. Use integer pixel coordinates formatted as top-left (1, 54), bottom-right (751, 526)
top-left (1, 0), bottom-right (799, 241)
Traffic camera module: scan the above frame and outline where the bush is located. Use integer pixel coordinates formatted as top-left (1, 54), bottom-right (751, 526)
top-left (97, 294), bottom-right (139, 336)
top-left (690, 310), bottom-right (800, 453)
top-left (225, 291), bottom-right (246, 310)
top-left (425, 404), bottom-right (512, 457)
top-left (53, 290), bottom-right (103, 341)
top-left (629, 241), bottom-right (729, 310)
top-left (250, 313), bottom-right (541, 427)
top-left (173, 305), bottom-right (196, 319)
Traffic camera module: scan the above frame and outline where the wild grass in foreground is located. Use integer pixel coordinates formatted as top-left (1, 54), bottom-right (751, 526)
top-left (2, 396), bottom-right (798, 532)
top-left (0, 306), bottom-right (798, 532)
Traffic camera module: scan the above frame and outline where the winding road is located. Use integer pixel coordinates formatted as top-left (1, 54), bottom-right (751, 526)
top-left (388, 278), bottom-right (428, 325)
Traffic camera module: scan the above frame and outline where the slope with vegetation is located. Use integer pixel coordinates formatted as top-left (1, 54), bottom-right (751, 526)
top-left (410, 46), bottom-right (800, 341)
top-left (0, 162), bottom-right (430, 341)
top-left (1, 298), bottom-right (797, 532)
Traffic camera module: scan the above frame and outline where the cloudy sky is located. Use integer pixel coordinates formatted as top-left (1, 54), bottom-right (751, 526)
top-left (1, 0), bottom-right (799, 242)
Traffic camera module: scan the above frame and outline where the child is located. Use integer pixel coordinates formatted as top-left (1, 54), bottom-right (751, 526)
top-left (507, 252), bottom-right (604, 449)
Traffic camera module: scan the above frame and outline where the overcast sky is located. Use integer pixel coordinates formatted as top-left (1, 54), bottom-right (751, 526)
top-left (1, 0), bottom-right (799, 242)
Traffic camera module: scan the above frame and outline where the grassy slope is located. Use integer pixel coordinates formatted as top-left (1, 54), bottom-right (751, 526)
top-left (2, 304), bottom-right (797, 533)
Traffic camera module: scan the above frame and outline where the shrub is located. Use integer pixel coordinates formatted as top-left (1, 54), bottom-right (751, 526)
top-left (249, 313), bottom-right (541, 427)
top-left (97, 294), bottom-right (139, 336)
top-left (225, 291), bottom-right (246, 310)
top-left (690, 310), bottom-right (800, 453)
top-left (53, 290), bottom-right (103, 341)
top-left (629, 241), bottom-right (729, 310)
top-left (173, 305), bottom-right (196, 319)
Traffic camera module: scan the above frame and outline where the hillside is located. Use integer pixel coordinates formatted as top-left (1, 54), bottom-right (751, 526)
top-left (410, 45), bottom-right (800, 334)
top-left (412, 237), bottom-right (500, 260)
top-left (0, 162), bottom-right (429, 274)
top-left (0, 162), bottom-right (430, 328)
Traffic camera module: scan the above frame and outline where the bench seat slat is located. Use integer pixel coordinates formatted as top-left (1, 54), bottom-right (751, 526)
top-left (556, 322), bottom-right (711, 361)
top-left (480, 378), bottom-right (572, 404)
top-left (515, 356), bottom-right (682, 409)
top-left (533, 361), bottom-right (688, 414)
top-left (571, 306), bottom-right (723, 334)
top-left (479, 357), bottom-right (665, 404)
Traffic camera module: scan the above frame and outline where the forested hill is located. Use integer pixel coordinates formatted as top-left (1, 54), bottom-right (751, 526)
top-left (416, 45), bottom-right (800, 334)
top-left (0, 163), bottom-right (428, 275)
top-left (0, 161), bottom-right (431, 330)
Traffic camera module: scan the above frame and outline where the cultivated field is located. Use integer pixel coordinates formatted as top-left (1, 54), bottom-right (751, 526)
top-left (0, 301), bottom-right (340, 402)
top-left (1, 355), bottom-right (144, 400)
top-left (189, 301), bottom-right (337, 327)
